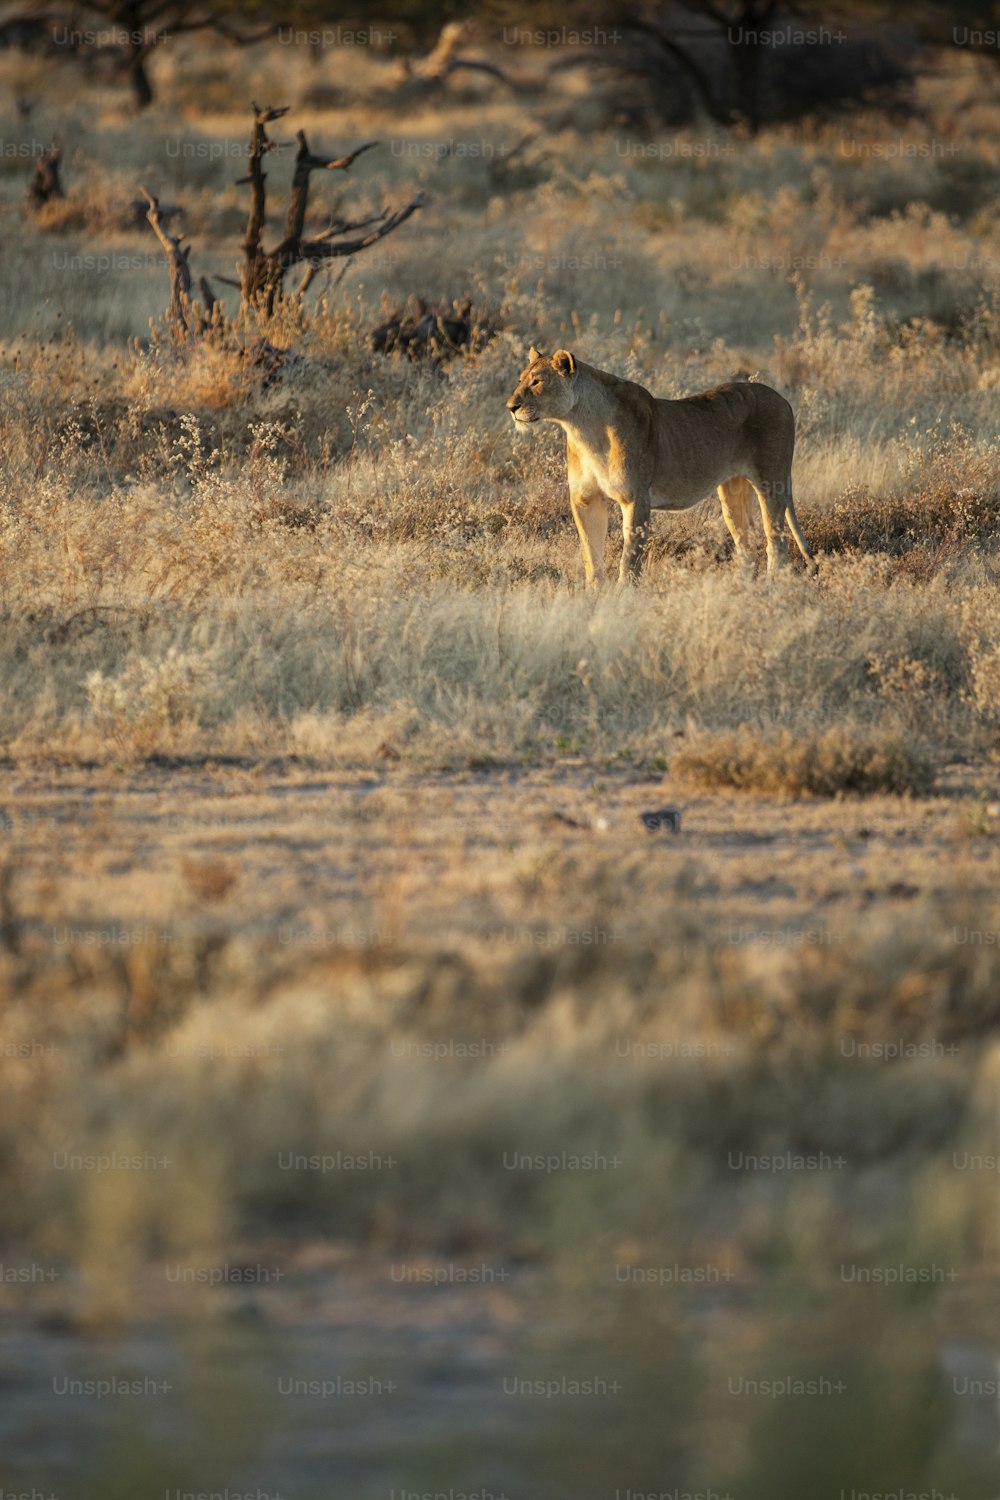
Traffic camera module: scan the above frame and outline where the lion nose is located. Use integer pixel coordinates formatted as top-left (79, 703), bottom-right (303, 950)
top-left (507, 396), bottom-right (521, 411)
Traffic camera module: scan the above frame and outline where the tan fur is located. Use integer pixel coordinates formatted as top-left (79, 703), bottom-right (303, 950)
top-left (506, 348), bottom-right (815, 584)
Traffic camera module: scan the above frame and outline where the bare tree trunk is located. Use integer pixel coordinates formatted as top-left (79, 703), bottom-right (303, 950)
top-left (128, 47), bottom-right (154, 108)
top-left (239, 103), bottom-right (290, 311)
top-left (728, 0), bottom-right (776, 133)
top-left (27, 140), bottom-right (62, 208)
top-left (141, 186), bottom-right (195, 331)
top-left (115, 0), bottom-right (156, 108)
top-left (732, 31), bottom-right (764, 133)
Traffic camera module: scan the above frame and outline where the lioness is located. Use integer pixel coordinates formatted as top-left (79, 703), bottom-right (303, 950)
top-left (506, 348), bottom-right (815, 584)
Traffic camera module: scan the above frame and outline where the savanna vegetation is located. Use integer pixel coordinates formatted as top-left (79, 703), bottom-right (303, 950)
top-left (3, 11), bottom-right (1000, 1497)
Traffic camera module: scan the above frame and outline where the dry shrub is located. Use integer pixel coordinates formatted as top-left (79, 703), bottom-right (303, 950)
top-left (124, 338), bottom-right (263, 412)
top-left (180, 855), bottom-right (239, 902)
top-left (32, 195), bottom-right (92, 235)
top-left (805, 483), bottom-right (993, 561)
top-left (672, 724), bottom-right (935, 797)
top-left (804, 422), bottom-right (1000, 561)
top-left (86, 647), bottom-right (209, 756)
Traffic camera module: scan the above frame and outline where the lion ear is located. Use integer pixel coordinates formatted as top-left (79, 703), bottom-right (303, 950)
top-left (552, 349), bottom-right (576, 376)
top-left (528, 345), bottom-right (541, 364)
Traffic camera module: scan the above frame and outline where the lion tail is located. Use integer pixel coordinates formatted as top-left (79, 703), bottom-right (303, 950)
top-left (785, 499), bottom-right (817, 574)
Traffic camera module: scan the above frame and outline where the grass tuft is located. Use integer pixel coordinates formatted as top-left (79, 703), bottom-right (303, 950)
top-left (672, 724), bottom-right (936, 797)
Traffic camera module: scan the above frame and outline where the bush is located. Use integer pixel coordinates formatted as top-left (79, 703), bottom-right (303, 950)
top-left (672, 724), bottom-right (936, 797)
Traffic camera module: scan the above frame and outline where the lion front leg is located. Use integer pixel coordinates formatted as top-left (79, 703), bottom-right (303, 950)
top-left (618, 495), bottom-right (651, 583)
top-left (570, 492), bottom-right (609, 586)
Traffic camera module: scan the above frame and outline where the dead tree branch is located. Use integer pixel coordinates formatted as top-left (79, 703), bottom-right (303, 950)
top-left (397, 20), bottom-right (509, 88)
top-left (141, 185), bottom-right (195, 330)
top-left (140, 103), bottom-right (422, 338)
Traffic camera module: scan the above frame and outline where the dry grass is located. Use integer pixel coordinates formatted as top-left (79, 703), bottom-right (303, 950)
top-left (672, 725), bottom-right (937, 797)
top-left (0, 558), bottom-right (994, 769)
top-left (1, 85), bottom-right (1000, 774)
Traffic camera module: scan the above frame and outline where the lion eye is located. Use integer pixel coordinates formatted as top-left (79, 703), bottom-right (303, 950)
top-left (530, 380), bottom-right (542, 390)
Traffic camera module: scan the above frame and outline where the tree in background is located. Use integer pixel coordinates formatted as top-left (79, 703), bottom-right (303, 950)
top-left (0, 0), bottom-right (274, 107)
top-left (0, 0), bottom-right (482, 108)
top-left (0, 0), bottom-right (997, 115)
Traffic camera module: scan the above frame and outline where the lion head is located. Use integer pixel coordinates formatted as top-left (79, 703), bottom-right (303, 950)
top-left (506, 347), bottom-right (577, 427)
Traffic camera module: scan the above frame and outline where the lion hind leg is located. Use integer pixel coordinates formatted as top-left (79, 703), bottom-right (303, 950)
top-left (618, 495), bottom-right (652, 583)
top-left (750, 477), bottom-right (791, 578)
top-left (718, 477), bottom-right (756, 575)
top-left (752, 475), bottom-right (816, 578)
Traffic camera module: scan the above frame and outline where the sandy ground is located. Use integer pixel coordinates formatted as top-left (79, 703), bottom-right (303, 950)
top-left (3, 757), bottom-right (999, 953)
